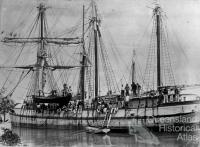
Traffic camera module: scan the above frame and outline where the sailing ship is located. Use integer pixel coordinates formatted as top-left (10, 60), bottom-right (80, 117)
top-left (0, 1), bottom-right (200, 133)
top-left (1, 1), bottom-right (120, 130)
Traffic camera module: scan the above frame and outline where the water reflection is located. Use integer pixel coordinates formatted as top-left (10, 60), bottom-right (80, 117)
top-left (11, 127), bottom-right (199, 147)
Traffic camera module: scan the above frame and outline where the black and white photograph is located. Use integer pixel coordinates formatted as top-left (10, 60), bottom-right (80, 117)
top-left (0, 0), bottom-right (200, 146)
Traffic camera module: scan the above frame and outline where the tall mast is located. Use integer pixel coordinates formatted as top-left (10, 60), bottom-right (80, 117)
top-left (92, 1), bottom-right (99, 97)
top-left (94, 22), bottom-right (98, 97)
top-left (131, 62), bottom-right (135, 84)
top-left (80, 5), bottom-right (86, 102)
top-left (131, 61), bottom-right (135, 83)
top-left (37, 3), bottom-right (47, 94)
top-left (132, 50), bottom-right (136, 84)
top-left (155, 7), bottom-right (161, 89)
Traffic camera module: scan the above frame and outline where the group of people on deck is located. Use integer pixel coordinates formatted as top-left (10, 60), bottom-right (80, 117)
top-left (50, 83), bottom-right (72, 97)
top-left (121, 82), bottom-right (141, 97)
top-left (161, 87), bottom-right (180, 103)
top-left (62, 83), bottom-right (72, 97)
top-left (34, 101), bottom-right (78, 114)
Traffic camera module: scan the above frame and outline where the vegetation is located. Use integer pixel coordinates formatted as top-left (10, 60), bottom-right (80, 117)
top-left (0, 97), bottom-right (18, 122)
top-left (0, 128), bottom-right (21, 146)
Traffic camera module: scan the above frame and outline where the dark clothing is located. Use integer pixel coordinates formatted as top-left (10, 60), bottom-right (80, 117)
top-left (121, 90), bottom-right (125, 97)
top-left (125, 84), bottom-right (130, 96)
top-left (131, 82), bottom-right (137, 96)
top-left (126, 90), bottom-right (129, 96)
top-left (163, 88), bottom-right (168, 95)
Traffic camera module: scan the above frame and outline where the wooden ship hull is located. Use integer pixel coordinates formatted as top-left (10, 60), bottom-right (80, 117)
top-left (10, 97), bottom-right (200, 133)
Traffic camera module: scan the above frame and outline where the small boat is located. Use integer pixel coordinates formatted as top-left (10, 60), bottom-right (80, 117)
top-left (86, 106), bottom-right (112, 134)
top-left (85, 126), bottom-right (110, 134)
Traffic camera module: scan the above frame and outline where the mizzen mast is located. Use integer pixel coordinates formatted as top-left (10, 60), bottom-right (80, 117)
top-left (132, 50), bottom-right (136, 84)
top-left (155, 6), bottom-right (161, 89)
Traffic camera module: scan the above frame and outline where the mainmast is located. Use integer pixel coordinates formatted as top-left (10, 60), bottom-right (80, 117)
top-left (80, 5), bottom-right (86, 102)
top-left (155, 6), bottom-right (161, 89)
top-left (92, 1), bottom-right (99, 97)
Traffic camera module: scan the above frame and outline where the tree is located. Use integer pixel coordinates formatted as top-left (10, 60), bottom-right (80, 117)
top-left (0, 97), bottom-right (18, 122)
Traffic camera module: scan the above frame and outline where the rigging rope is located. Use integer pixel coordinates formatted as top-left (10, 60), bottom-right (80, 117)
top-left (1, 12), bottom-right (40, 91)
top-left (7, 69), bottom-right (31, 97)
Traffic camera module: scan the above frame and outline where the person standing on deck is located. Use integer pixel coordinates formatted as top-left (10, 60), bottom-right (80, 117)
top-left (170, 88), bottom-right (174, 102)
top-left (163, 88), bottom-right (168, 103)
top-left (125, 84), bottom-right (130, 96)
top-left (175, 87), bottom-right (180, 101)
top-left (136, 83), bottom-right (141, 96)
top-left (68, 86), bottom-right (72, 97)
top-left (62, 83), bottom-right (68, 96)
top-left (131, 82), bottom-right (137, 96)
top-left (121, 85), bottom-right (125, 97)
top-left (124, 84), bottom-right (130, 110)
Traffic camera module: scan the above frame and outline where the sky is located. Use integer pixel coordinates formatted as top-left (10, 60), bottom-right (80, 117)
top-left (0, 0), bottom-right (200, 101)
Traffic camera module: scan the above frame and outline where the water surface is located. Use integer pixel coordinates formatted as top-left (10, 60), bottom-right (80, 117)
top-left (6, 126), bottom-right (199, 147)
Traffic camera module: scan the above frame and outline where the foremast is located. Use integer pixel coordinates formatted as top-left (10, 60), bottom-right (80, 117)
top-left (36, 4), bottom-right (48, 95)
top-left (2, 3), bottom-right (82, 97)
